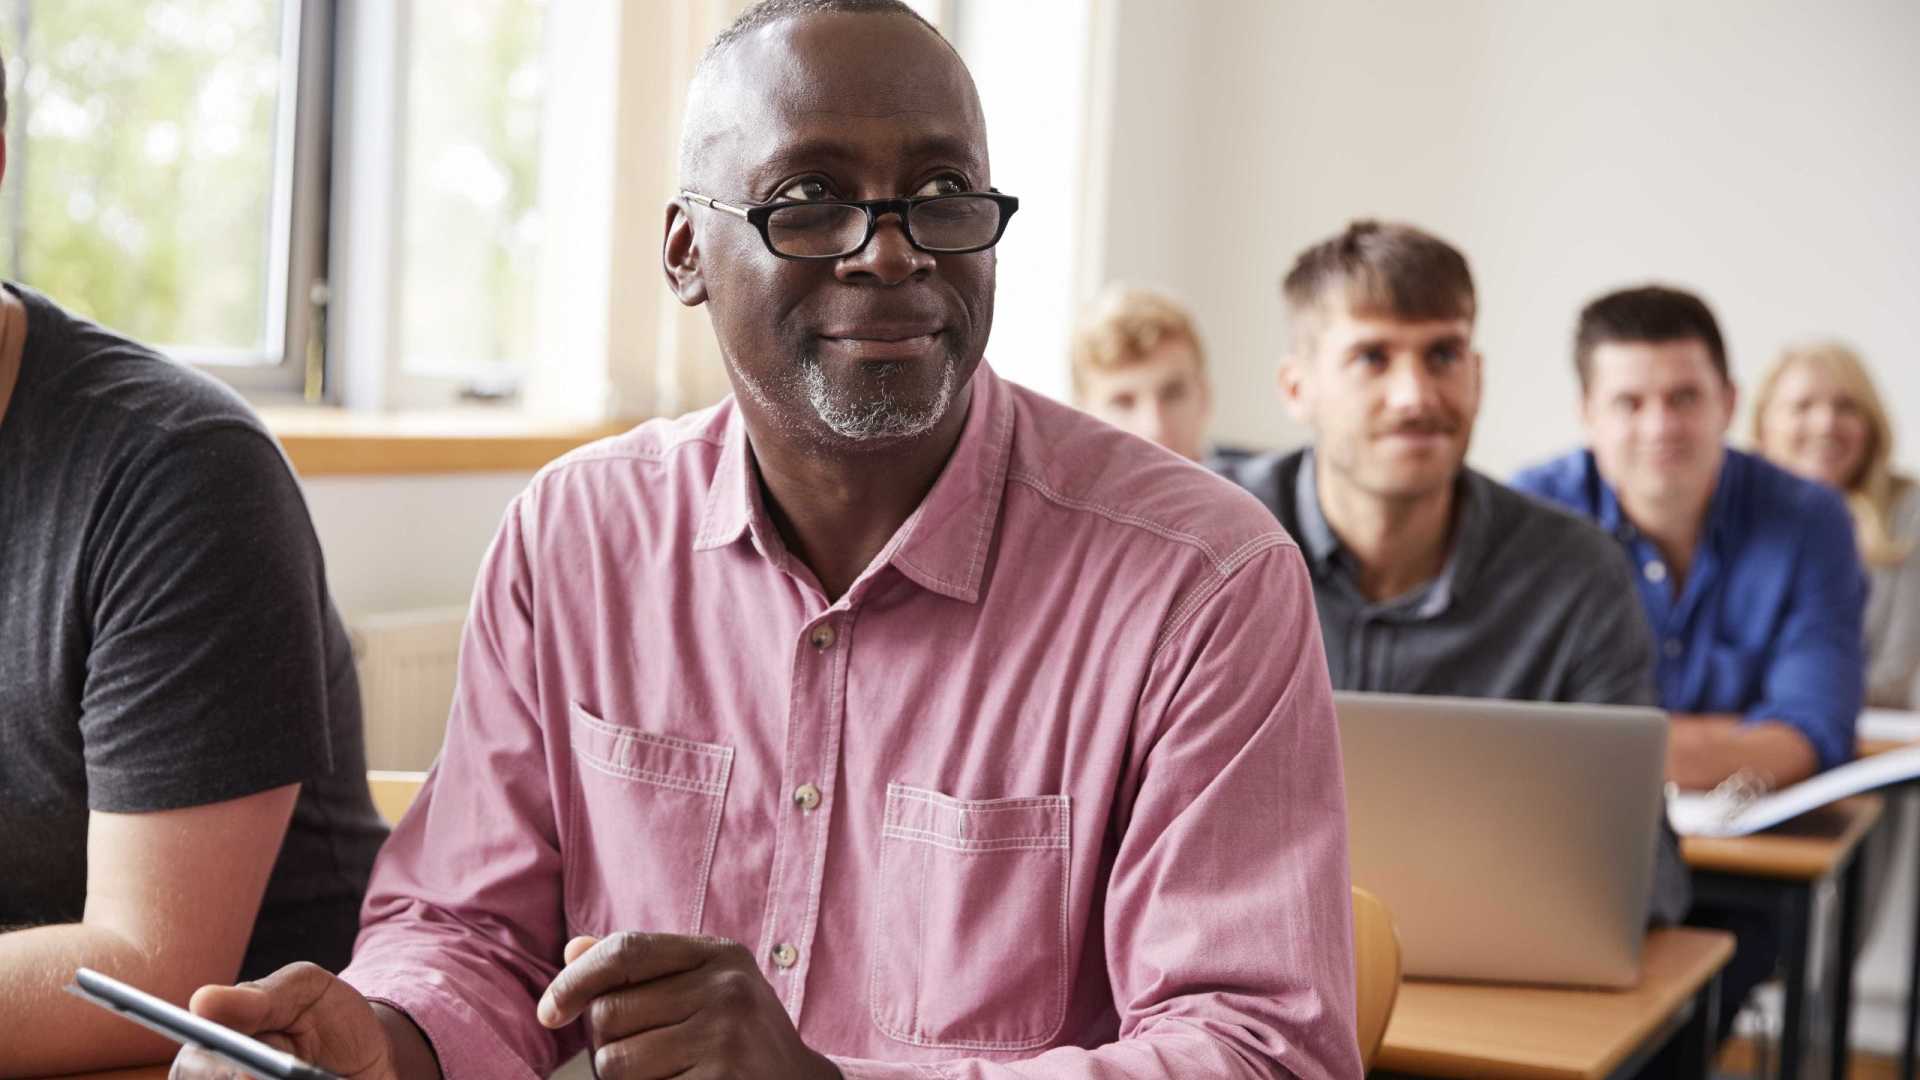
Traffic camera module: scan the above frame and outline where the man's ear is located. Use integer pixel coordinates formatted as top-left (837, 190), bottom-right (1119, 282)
top-left (1718, 378), bottom-right (1740, 436)
top-left (662, 199), bottom-right (707, 307)
top-left (1278, 356), bottom-right (1313, 426)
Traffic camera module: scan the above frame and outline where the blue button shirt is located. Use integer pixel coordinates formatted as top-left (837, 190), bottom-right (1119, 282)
top-left (1513, 447), bottom-right (1866, 771)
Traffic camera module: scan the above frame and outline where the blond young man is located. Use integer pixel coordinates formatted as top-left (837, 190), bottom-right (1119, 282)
top-left (1070, 285), bottom-right (1216, 462)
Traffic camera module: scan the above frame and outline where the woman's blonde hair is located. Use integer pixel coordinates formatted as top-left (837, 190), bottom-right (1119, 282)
top-left (1752, 342), bottom-right (1915, 568)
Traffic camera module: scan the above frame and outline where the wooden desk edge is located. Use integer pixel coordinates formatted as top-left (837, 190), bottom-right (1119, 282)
top-left (1860, 737), bottom-right (1911, 758)
top-left (1681, 794), bottom-right (1885, 880)
top-left (1377, 928), bottom-right (1736, 1080)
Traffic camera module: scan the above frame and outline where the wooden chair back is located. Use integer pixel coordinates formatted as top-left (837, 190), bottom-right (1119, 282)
top-left (367, 769), bottom-right (428, 826)
top-left (1352, 885), bottom-right (1403, 1068)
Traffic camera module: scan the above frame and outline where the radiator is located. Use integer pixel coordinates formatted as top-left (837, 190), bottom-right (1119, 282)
top-left (348, 606), bottom-right (468, 771)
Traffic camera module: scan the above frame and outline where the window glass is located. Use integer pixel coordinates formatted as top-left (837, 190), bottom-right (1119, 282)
top-left (396, 0), bottom-right (546, 381)
top-left (0, 0), bottom-right (291, 359)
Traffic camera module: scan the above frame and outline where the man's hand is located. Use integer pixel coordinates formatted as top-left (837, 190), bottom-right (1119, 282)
top-left (539, 933), bottom-right (842, 1080)
top-left (1667, 713), bottom-right (1819, 792)
top-left (169, 963), bottom-right (403, 1080)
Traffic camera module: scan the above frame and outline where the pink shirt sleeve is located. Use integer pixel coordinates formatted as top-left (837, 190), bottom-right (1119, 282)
top-left (835, 545), bottom-right (1361, 1079)
top-left (341, 499), bottom-right (584, 1080)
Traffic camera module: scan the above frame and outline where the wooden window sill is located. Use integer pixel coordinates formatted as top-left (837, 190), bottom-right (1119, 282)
top-left (258, 407), bottom-right (639, 477)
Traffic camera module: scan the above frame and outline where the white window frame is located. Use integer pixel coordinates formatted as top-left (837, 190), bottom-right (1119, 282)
top-left (5, 0), bottom-right (331, 401)
top-left (328, 0), bottom-right (491, 412)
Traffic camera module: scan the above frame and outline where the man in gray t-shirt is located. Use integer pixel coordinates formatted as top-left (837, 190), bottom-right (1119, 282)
top-left (1213, 220), bottom-right (1689, 926)
top-left (0, 276), bottom-right (386, 1069)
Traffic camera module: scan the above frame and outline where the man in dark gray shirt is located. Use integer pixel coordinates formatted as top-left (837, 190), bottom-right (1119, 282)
top-left (0, 62), bottom-right (385, 1070)
top-left (1214, 220), bottom-right (1688, 925)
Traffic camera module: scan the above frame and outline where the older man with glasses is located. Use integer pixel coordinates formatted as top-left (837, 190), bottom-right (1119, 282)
top-left (174, 3), bottom-right (1362, 1079)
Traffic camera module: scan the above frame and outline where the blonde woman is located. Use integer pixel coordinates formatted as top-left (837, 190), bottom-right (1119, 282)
top-left (1754, 343), bottom-right (1920, 709)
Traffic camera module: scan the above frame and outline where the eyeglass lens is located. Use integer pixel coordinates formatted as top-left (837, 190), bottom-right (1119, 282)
top-left (764, 195), bottom-right (1002, 258)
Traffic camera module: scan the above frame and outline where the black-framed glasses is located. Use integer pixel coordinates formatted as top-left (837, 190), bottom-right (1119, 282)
top-left (681, 189), bottom-right (1019, 260)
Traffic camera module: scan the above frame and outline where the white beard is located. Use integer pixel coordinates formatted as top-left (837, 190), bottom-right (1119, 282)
top-left (802, 353), bottom-right (958, 441)
top-left (730, 350), bottom-right (960, 445)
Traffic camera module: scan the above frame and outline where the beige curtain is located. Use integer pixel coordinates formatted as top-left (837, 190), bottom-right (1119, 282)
top-left (526, 0), bottom-right (752, 424)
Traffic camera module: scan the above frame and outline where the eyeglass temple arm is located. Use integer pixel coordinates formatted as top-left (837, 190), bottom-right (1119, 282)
top-left (681, 191), bottom-right (750, 219)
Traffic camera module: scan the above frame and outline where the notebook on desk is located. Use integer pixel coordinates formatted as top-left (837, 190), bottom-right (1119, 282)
top-left (1335, 691), bottom-right (1669, 989)
top-left (1668, 741), bottom-right (1920, 837)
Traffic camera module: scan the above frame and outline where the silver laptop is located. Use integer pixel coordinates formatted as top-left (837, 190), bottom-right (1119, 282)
top-left (1335, 691), bottom-right (1668, 988)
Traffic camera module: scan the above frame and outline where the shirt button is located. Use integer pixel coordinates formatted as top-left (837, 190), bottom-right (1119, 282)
top-left (793, 783), bottom-right (822, 811)
top-left (1643, 561), bottom-right (1668, 584)
top-left (771, 943), bottom-right (799, 969)
top-left (809, 624), bottom-right (836, 650)
top-left (1664, 639), bottom-right (1684, 659)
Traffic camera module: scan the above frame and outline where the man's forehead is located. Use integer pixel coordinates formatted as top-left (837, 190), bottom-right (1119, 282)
top-left (703, 14), bottom-right (985, 167)
top-left (1092, 350), bottom-right (1199, 390)
top-left (1324, 305), bottom-right (1473, 343)
top-left (1592, 339), bottom-right (1716, 383)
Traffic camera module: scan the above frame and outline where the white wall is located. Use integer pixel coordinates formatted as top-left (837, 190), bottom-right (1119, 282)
top-left (952, 0), bottom-right (1095, 401)
top-left (1095, 0), bottom-right (1920, 479)
top-left (303, 473), bottom-right (528, 616)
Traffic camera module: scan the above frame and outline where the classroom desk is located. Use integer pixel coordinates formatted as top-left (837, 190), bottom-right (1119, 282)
top-left (1682, 793), bottom-right (1883, 1080)
top-left (1373, 926), bottom-right (1735, 1080)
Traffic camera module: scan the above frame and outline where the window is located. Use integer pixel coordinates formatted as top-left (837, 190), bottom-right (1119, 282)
top-left (0, 0), bottom-right (326, 394)
top-left (0, 0), bottom-right (548, 407)
top-left (0, 1), bottom-right (1077, 415)
top-left (394, 0), bottom-right (546, 384)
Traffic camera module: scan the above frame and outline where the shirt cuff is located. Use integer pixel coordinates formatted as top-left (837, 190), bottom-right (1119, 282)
top-left (1741, 707), bottom-right (1852, 772)
top-left (830, 1055), bottom-right (956, 1079)
top-left (343, 964), bottom-right (545, 1080)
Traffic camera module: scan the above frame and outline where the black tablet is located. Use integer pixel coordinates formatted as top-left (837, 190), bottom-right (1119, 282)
top-left (68, 967), bottom-right (342, 1080)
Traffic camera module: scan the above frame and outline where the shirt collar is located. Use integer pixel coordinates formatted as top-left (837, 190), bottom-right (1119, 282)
top-left (692, 362), bottom-right (1014, 606)
top-left (1590, 445), bottom-right (1738, 550)
top-left (692, 401), bottom-right (765, 555)
top-left (1292, 447), bottom-right (1342, 570)
top-left (1296, 446), bottom-right (1479, 619)
top-left (1701, 448), bottom-right (1741, 549)
top-left (1590, 450), bottom-right (1632, 539)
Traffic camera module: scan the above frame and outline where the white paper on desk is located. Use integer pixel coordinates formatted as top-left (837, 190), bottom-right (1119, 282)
top-left (1860, 708), bottom-right (1920, 745)
top-left (1668, 743), bottom-right (1920, 837)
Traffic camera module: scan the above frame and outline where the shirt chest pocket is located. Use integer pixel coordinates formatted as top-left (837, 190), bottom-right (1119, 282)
top-left (563, 702), bottom-right (733, 938)
top-left (868, 782), bottom-right (1071, 1052)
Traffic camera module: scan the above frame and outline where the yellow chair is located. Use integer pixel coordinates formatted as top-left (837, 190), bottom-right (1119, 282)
top-left (366, 769), bottom-right (428, 826)
top-left (1352, 885), bottom-right (1402, 1070)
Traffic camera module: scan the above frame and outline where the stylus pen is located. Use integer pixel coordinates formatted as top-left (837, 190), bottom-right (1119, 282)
top-left (68, 967), bottom-right (341, 1080)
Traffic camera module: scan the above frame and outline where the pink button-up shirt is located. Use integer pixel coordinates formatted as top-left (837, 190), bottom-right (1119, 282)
top-left (341, 363), bottom-right (1358, 1079)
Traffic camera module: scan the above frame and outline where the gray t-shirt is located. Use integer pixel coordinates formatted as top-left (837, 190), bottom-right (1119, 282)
top-left (0, 283), bottom-right (386, 976)
top-left (1212, 447), bottom-right (1690, 924)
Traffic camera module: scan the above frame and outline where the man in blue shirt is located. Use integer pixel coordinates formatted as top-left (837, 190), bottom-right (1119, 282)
top-left (1515, 283), bottom-right (1866, 1041)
